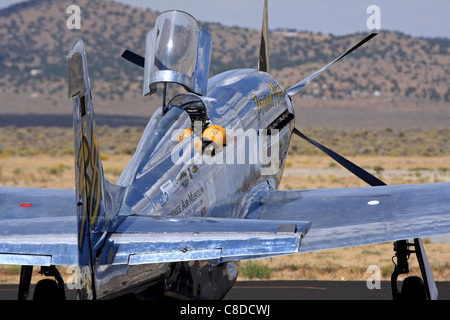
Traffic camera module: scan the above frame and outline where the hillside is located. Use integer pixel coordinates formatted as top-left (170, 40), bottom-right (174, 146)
top-left (0, 0), bottom-right (449, 128)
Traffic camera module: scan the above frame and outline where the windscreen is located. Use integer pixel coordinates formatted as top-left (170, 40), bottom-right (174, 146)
top-left (143, 11), bottom-right (211, 97)
top-left (154, 11), bottom-right (198, 76)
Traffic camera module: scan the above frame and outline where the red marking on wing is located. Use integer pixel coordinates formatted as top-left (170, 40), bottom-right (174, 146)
top-left (20, 203), bottom-right (32, 207)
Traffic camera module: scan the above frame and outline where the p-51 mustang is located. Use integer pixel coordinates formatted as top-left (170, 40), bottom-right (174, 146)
top-left (1, 1), bottom-right (449, 300)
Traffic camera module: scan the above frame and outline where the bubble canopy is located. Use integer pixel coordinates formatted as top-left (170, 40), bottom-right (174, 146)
top-left (143, 11), bottom-right (212, 97)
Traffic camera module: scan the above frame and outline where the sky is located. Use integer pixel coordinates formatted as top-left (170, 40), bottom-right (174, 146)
top-left (1, 0), bottom-right (449, 39)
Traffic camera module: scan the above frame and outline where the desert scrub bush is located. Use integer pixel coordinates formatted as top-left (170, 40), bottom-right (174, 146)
top-left (41, 163), bottom-right (71, 176)
top-left (239, 261), bottom-right (274, 280)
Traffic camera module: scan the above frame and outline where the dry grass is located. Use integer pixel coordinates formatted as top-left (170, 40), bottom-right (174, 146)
top-left (237, 241), bottom-right (450, 281)
top-left (0, 154), bottom-right (131, 189)
top-left (3, 153), bottom-right (450, 189)
top-left (280, 155), bottom-right (450, 189)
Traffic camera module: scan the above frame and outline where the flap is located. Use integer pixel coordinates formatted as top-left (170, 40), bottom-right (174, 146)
top-left (98, 216), bottom-right (311, 265)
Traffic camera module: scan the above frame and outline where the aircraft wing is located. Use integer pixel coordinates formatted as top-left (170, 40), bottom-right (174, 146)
top-left (0, 187), bottom-right (78, 266)
top-left (0, 187), bottom-right (311, 266)
top-left (98, 216), bottom-right (311, 265)
top-left (4, 181), bottom-right (449, 267)
top-left (245, 182), bottom-right (450, 252)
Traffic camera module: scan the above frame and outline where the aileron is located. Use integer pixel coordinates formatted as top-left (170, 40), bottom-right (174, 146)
top-left (98, 216), bottom-right (311, 265)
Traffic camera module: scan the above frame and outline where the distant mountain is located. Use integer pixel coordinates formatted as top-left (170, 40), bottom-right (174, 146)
top-left (1, 0), bottom-right (449, 121)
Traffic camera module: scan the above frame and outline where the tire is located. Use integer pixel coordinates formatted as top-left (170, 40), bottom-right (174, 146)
top-left (33, 279), bottom-right (63, 300)
top-left (400, 276), bottom-right (427, 300)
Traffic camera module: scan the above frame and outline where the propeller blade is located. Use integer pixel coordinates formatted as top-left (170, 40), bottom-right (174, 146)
top-left (287, 33), bottom-right (377, 97)
top-left (121, 49), bottom-right (145, 68)
top-left (292, 127), bottom-right (386, 187)
top-left (258, 0), bottom-right (269, 73)
top-left (293, 126), bottom-right (439, 299)
top-left (414, 238), bottom-right (438, 300)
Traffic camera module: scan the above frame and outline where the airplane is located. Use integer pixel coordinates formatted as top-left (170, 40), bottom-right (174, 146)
top-left (1, 0), bottom-right (450, 300)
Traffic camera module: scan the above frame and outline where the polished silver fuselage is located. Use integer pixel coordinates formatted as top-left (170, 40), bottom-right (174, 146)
top-left (119, 68), bottom-right (294, 219)
top-left (94, 69), bottom-right (295, 299)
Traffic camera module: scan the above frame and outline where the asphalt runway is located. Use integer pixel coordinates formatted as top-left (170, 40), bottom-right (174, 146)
top-left (226, 280), bottom-right (450, 300)
top-left (1, 280), bottom-right (450, 300)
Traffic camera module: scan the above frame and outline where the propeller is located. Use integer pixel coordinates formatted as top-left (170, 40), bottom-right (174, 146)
top-left (289, 32), bottom-right (437, 299)
top-left (286, 33), bottom-right (382, 186)
top-left (287, 33), bottom-right (377, 97)
top-left (258, 0), bottom-right (269, 73)
top-left (121, 49), bottom-right (144, 68)
top-left (292, 127), bottom-right (385, 187)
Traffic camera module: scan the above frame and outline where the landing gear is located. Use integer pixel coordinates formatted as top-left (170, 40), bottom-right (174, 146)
top-left (391, 239), bottom-right (437, 300)
top-left (33, 279), bottom-right (64, 300)
top-left (18, 265), bottom-right (66, 300)
top-left (18, 265), bottom-right (33, 300)
top-left (399, 276), bottom-right (427, 300)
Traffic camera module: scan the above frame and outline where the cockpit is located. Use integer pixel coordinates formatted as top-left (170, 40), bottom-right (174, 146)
top-left (140, 11), bottom-right (225, 156)
top-left (170, 94), bottom-right (210, 132)
top-left (169, 94), bottom-right (226, 157)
